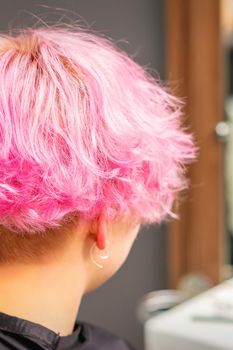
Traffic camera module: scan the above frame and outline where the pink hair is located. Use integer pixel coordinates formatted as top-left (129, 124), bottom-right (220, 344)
top-left (0, 26), bottom-right (195, 234)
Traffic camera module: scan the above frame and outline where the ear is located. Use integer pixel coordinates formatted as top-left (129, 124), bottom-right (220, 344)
top-left (96, 213), bottom-right (107, 250)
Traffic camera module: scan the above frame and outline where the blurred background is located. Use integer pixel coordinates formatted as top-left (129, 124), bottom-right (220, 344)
top-left (0, 1), bottom-right (231, 349)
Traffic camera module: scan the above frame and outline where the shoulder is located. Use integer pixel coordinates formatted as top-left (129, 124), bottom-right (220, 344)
top-left (79, 321), bottom-right (137, 350)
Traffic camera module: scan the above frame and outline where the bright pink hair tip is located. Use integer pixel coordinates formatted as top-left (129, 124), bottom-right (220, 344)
top-left (0, 26), bottom-right (195, 234)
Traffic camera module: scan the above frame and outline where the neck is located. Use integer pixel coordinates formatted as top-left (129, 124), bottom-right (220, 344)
top-left (0, 259), bottom-right (86, 336)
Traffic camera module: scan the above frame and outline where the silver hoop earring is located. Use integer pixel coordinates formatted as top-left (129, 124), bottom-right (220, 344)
top-left (90, 242), bottom-right (111, 269)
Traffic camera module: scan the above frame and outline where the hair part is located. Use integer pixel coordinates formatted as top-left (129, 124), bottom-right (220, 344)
top-left (0, 25), bottom-right (195, 262)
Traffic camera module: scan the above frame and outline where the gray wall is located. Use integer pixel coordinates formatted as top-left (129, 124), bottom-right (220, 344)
top-left (0, 1), bottom-right (166, 349)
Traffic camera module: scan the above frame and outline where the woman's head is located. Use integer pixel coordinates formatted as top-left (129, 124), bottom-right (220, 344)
top-left (0, 25), bottom-right (195, 278)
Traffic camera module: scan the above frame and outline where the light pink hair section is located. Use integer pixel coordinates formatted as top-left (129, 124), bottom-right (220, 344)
top-left (0, 26), bottom-right (195, 234)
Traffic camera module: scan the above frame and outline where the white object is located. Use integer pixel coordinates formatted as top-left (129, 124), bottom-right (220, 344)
top-left (144, 278), bottom-right (233, 350)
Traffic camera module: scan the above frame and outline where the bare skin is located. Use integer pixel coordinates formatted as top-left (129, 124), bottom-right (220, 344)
top-left (0, 214), bottom-right (141, 336)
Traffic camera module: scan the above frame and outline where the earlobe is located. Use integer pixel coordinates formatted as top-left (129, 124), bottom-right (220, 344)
top-left (96, 213), bottom-right (107, 250)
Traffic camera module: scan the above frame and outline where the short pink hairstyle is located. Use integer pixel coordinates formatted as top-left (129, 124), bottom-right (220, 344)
top-left (0, 26), bottom-right (195, 234)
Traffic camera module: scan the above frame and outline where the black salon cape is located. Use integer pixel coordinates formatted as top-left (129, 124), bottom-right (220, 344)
top-left (0, 312), bottom-right (136, 350)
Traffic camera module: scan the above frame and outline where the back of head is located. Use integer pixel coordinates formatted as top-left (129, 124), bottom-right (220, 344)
top-left (0, 25), bottom-right (195, 263)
